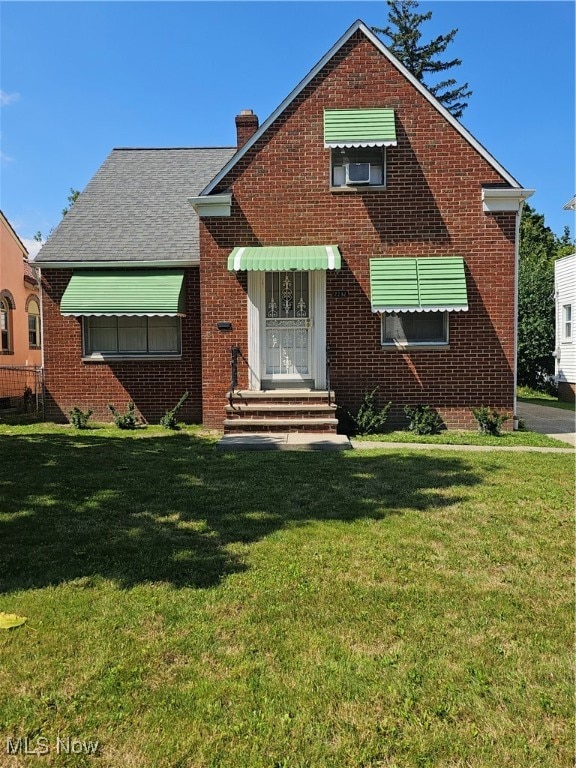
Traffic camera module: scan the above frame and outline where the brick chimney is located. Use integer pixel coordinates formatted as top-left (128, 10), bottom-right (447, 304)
top-left (235, 109), bottom-right (259, 149)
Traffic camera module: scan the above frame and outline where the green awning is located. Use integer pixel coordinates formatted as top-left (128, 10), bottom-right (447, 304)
top-left (370, 257), bottom-right (468, 312)
top-left (60, 270), bottom-right (186, 316)
top-left (324, 109), bottom-right (397, 148)
top-left (228, 246), bottom-right (341, 271)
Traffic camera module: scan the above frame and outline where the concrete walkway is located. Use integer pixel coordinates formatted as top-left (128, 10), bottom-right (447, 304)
top-left (217, 431), bottom-right (574, 453)
top-left (351, 440), bottom-right (573, 454)
top-left (217, 433), bottom-right (351, 451)
top-left (517, 401), bottom-right (575, 446)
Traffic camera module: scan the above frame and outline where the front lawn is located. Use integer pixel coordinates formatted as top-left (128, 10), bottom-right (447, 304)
top-left (0, 425), bottom-right (573, 767)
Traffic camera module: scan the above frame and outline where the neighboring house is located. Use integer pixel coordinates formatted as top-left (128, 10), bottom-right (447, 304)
top-left (555, 197), bottom-right (576, 403)
top-left (0, 210), bottom-right (42, 367)
top-left (35, 20), bottom-right (534, 431)
top-left (554, 253), bottom-right (575, 401)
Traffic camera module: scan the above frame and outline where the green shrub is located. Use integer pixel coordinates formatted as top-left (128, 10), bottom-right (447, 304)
top-left (108, 401), bottom-right (138, 430)
top-left (160, 391), bottom-right (189, 430)
top-left (404, 404), bottom-right (443, 435)
top-left (69, 406), bottom-right (93, 429)
top-left (472, 406), bottom-right (510, 436)
top-left (349, 388), bottom-right (391, 435)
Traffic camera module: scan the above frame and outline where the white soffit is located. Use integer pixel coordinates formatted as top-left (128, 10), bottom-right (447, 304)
top-left (482, 188), bottom-right (535, 213)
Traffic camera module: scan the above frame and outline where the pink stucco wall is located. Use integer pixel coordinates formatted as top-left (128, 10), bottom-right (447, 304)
top-left (0, 212), bottom-right (42, 367)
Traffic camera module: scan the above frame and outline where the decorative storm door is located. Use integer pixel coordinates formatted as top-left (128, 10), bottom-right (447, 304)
top-left (264, 272), bottom-right (311, 380)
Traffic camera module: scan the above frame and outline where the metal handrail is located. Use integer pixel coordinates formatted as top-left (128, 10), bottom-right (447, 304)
top-left (229, 345), bottom-right (240, 408)
top-left (326, 344), bottom-right (332, 406)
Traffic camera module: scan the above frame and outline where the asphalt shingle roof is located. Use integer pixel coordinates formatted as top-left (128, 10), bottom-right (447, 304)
top-left (35, 147), bottom-right (236, 265)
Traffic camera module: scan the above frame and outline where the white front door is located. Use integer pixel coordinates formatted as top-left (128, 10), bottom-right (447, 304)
top-left (247, 271), bottom-right (326, 391)
top-left (264, 271), bottom-right (311, 381)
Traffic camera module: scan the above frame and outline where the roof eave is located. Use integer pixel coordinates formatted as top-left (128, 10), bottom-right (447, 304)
top-left (482, 187), bottom-right (535, 213)
top-left (187, 194), bottom-right (232, 217)
top-left (34, 259), bottom-right (200, 269)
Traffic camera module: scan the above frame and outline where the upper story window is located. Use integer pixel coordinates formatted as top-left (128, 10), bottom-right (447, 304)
top-left (27, 297), bottom-right (41, 348)
top-left (562, 304), bottom-right (572, 342)
top-left (331, 147), bottom-right (385, 188)
top-left (324, 108), bottom-right (396, 190)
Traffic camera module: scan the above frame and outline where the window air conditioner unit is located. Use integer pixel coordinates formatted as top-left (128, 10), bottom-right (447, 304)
top-left (346, 162), bottom-right (371, 185)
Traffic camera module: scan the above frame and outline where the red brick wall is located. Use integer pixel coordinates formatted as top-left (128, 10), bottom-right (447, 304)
top-left (199, 31), bottom-right (518, 430)
top-left (41, 268), bottom-right (203, 424)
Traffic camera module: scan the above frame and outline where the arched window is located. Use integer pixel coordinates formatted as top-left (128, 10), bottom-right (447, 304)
top-left (27, 297), bottom-right (41, 348)
top-left (0, 297), bottom-right (11, 353)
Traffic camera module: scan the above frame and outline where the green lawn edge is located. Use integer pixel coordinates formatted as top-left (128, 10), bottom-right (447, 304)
top-left (353, 429), bottom-right (569, 448)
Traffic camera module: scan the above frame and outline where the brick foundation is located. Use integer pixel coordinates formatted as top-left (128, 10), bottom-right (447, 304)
top-left (557, 381), bottom-right (576, 404)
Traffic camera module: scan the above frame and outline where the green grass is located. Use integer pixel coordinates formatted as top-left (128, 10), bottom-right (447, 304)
top-left (354, 429), bottom-right (570, 448)
top-left (0, 424), bottom-right (573, 767)
top-left (517, 385), bottom-right (575, 412)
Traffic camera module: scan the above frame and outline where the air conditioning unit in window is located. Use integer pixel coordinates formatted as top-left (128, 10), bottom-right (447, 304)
top-left (345, 162), bottom-right (371, 185)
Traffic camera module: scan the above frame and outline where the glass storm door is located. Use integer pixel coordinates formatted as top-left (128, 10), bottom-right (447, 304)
top-left (264, 272), bottom-right (311, 380)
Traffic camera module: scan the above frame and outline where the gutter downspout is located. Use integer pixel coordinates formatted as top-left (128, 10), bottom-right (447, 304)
top-left (513, 202), bottom-right (525, 429)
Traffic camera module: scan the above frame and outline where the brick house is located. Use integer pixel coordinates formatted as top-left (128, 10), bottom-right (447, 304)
top-left (35, 20), bottom-right (533, 431)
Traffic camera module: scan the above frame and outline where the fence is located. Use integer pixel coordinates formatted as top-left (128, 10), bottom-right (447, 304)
top-left (0, 365), bottom-right (44, 415)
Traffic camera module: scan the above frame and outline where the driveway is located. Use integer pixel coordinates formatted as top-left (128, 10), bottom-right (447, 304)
top-left (517, 402), bottom-right (576, 447)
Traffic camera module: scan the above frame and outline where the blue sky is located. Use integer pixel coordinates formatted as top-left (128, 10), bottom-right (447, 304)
top-left (1, 1), bottom-right (574, 257)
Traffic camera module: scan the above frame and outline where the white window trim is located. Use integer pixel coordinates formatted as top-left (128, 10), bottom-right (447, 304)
top-left (330, 147), bottom-right (387, 190)
top-left (28, 298), bottom-right (41, 348)
top-left (381, 311), bottom-right (450, 349)
top-left (562, 304), bottom-right (573, 343)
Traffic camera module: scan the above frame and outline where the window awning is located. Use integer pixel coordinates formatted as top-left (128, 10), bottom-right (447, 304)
top-left (324, 109), bottom-right (397, 148)
top-left (228, 246), bottom-right (341, 271)
top-left (370, 257), bottom-right (468, 313)
top-left (60, 270), bottom-right (186, 316)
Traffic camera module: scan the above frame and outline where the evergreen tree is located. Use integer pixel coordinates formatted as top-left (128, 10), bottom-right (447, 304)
top-left (373, 0), bottom-right (472, 118)
top-left (62, 188), bottom-right (80, 217)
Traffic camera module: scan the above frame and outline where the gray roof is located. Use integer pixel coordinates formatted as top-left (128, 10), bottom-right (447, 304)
top-left (35, 147), bottom-right (235, 265)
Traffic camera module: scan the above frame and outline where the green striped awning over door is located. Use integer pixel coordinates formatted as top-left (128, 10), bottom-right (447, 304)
top-left (369, 257), bottom-right (468, 313)
top-left (324, 109), bottom-right (397, 148)
top-left (228, 246), bottom-right (341, 271)
top-left (60, 270), bottom-right (186, 316)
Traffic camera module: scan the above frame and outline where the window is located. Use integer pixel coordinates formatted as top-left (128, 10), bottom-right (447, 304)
top-left (0, 297), bottom-right (11, 353)
top-left (331, 147), bottom-right (385, 188)
top-left (84, 316), bottom-right (181, 356)
top-left (382, 312), bottom-right (449, 347)
top-left (563, 304), bottom-right (572, 341)
top-left (28, 297), bottom-right (41, 348)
